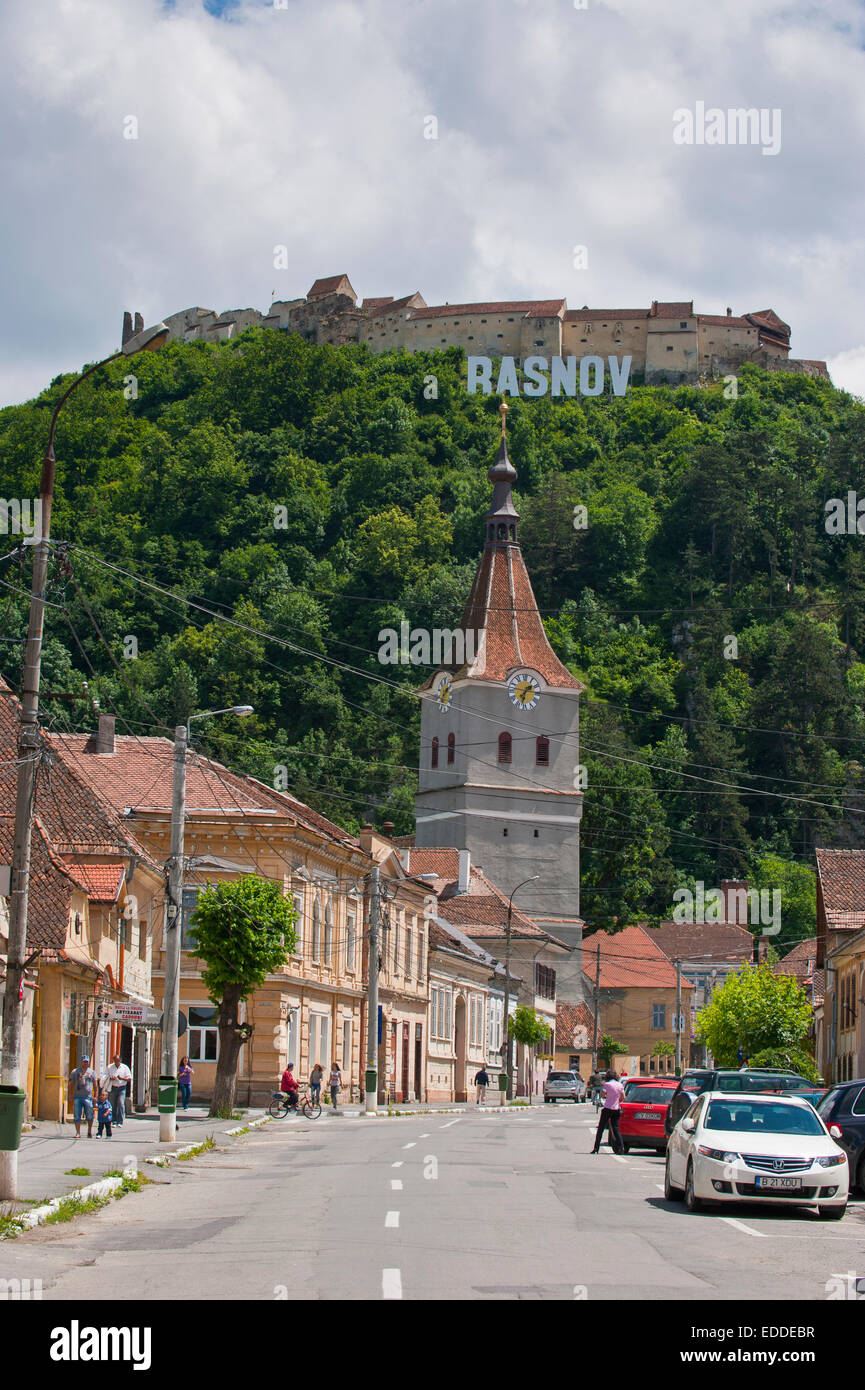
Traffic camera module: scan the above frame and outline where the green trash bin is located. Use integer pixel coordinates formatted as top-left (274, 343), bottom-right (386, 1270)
top-left (157, 1076), bottom-right (178, 1114)
top-left (364, 1068), bottom-right (377, 1096)
top-left (498, 1072), bottom-right (508, 1092)
top-left (0, 1085), bottom-right (27, 1151)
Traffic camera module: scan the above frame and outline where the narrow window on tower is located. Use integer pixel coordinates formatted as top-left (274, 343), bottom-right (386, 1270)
top-left (536, 736), bottom-right (550, 766)
top-left (447, 732), bottom-right (455, 765)
top-left (498, 732), bottom-right (512, 764)
top-left (431, 736), bottom-right (439, 768)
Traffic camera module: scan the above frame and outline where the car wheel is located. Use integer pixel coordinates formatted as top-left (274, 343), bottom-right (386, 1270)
top-left (664, 1153), bottom-right (683, 1201)
top-left (544, 1097), bottom-right (550, 1103)
top-left (684, 1160), bottom-right (704, 1212)
top-left (857, 1155), bottom-right (865, 1196)
top-left (817, 1203), bottom-right (847, 1221)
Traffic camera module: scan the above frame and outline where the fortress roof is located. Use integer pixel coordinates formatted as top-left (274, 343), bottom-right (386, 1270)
top-left (307, 274), bottom-right (356, 301)
top-left (368, 292), bottom-right (426, 317)
top-left (409, 299), bottom-right (565, 320)
top-left (697, 314), bottom-right (751, 328)
top-left (565, 308), bottom-right (648, 320)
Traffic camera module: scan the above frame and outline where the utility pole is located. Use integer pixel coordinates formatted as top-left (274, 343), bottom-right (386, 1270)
top-left (675, 958), bottom-right (683, 1076)
top-left (502, 874), bottom-right (539, 1101)
top-left (0, 318), bottom-right (167, 1200)
top-left (591, 939), bottom-right (601, 1072)
top-left (159, 724), bottom-right (188, 1141)
top-left (364, 864), bottom-right (380, 1115)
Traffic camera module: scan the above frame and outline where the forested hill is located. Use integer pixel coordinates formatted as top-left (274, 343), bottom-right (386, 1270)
top-left (2, 328), bottom-right (864, 938)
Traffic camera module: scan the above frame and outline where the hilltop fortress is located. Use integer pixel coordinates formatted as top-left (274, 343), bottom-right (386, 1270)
top-left (162, 274), bottom-right (829, 387)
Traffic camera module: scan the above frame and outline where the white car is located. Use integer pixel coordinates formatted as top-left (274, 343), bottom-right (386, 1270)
top-left (664, 1090), bottom-right (849, 1220)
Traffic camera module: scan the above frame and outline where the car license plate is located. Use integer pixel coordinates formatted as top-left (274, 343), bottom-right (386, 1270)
top-left (636, 1111), bottom-right (657, 1121)
top-left (755, 1175), bottom-right (801, 1190)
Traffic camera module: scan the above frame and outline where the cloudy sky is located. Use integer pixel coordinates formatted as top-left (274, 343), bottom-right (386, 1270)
top-left (2, 0), bottom-right (864, 406)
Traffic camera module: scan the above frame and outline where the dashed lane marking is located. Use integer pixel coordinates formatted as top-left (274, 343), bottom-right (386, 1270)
top-left (392, 1161), bottom-right (403, 1168)
top-left (440, 1119), bottom-right (461, 1129)
top-left (722, 1217), bottom-right (767, 1238)
top-left (385, 1211), bottom-right (400, 1228)
top-left (391, 1179), bottom-right (403, 1190)
top-left (402, 1142), bottom-right (416, 1149)
top-left (382, 1268), bottom-right (402, 1299)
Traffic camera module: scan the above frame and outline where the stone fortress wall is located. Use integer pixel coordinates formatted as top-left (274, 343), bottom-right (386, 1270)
top-left (161, 274), bottom-right (829, 386)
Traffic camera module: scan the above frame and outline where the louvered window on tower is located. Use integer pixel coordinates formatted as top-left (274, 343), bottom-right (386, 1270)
top-left (431, 736), bottom-right (439, 768)
top-left (447, 732), bottom-right (455, 764)
top-left (536, 736), bottom-right (549, 766)
top-left (498, 732), bottom-right (512, 763)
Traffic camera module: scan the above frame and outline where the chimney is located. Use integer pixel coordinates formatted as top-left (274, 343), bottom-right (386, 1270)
top-left (122, 311), bottom-right (133, 345)
top-left (457, 849), bottom-right (470, 894)
top-left (381, 820), bottom-right (394, 838)
top-left (726, 307), bottom-right (732, 316)
top-left (359, 822), bottom-right (374, 854)
top-left (719, 880), bottom-right (749, 925)
top-left (134, 311), bottom-right (143, 334)
top-left (95, 714), bottom-right (115, 754)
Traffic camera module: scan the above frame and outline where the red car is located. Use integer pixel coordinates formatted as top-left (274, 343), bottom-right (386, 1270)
top-left (619, 1077), bottom-right (679, 1152)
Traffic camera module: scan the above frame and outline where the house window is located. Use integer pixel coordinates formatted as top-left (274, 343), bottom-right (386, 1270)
top-left (406, 926), bottom-right (413, 978)
top-left (417, 930), bottom-right (424, 984)
top-left (535, 964), bottom-right (556, 1000)
top-left (431, 737), bottom-right (439, 768)
top-left (536, 736), bottom-right (550, 766)
top-left (309, 1012), bottom-right (330, 1070)
top-left (180, 887), bottom-right (199, 951)
top-left (680, 321), bottom-right (687, 328)
top-left (324, 900), bottom-right (333, 964)
top-left (392, 914), bottom-right (400, 973)
top-left (312, 897), bottom-right (322, 960)
top-left (292, 893), bottom-right (304, 954)
top-left (342, 1018), bottom-right (352, 1072)
top-left (138, 918), bottom-right (147, 961)
top-left (498, 732), bottom-right (512, 764)
top-left (447, 732), bottom-right (455, 764)
top-left (346, 911), bottom-right (356, 972)
top-left (445, 989), bottom-right (452, 1039)
top-left (188, 1006), bottom-right (219, 1062)
top-left (652, 1004), bottom-right (666, 1029)
top-left (666, 345), bottom-right (673, 352)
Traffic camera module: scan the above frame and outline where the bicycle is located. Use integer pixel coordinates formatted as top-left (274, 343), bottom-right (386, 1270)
top-left (269, 1085), bottom-right (322, 1119)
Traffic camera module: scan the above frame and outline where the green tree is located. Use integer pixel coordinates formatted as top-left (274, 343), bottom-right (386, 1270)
top-left (599, 1034), bottom-right (629, 1063)
top-left (750, 855), bottom-right (816, 946)
top-left (695, 963), bottom-right (813, 1067)
top-left (511, 1005), bottom-right (551, 1048)
top-left (189, 875), bottom-right (297, 1116)
top-left (748, 1046), bottom-right (821, 1084)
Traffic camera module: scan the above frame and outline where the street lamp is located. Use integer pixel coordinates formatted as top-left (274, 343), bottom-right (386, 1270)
top-left (502, 874), bottom-right (540, 1101)
top-left (159, 705), bottom-right (253, 1141)
top-left (0, 319), bottom-right (169, 1200)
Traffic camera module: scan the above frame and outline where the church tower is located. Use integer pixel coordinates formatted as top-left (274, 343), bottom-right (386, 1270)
top-left (415, 403), bottom-right (585, 953)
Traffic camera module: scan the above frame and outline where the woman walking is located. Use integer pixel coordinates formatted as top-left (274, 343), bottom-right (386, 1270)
top-left (309, 1062), bottom-right (323, 1105)
top-left (329, 1061), bottom-right (342, 1111)
top-left (178, 1056), bottom-right (194, 1110)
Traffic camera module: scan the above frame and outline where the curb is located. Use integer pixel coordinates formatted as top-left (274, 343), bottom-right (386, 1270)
top-left (2, 1175), bottom-right (125, 1239)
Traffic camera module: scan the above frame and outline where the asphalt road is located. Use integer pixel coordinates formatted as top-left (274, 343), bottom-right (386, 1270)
top-left (4, 1106), bottom-right (864, 1301)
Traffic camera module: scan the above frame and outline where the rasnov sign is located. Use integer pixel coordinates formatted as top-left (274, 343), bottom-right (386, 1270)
top-left (467, 354), bottom-right (632, 397)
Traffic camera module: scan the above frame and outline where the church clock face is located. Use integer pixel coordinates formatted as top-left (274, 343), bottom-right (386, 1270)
top-left (507, 672), bottom-right (541, 710)
top-left (435, 675), bottom-right (454, 712)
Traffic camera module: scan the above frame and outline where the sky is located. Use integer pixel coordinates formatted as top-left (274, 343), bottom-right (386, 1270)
top-left (1, 0), bottom-right (864, 407)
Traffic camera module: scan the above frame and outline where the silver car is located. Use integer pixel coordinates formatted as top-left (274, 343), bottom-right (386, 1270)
top-left (544, 1070), bottom-right (587, 1103)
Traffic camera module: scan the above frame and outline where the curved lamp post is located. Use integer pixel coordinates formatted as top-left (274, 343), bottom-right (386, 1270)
top-left (0, 321), bottom-right (168, 1198)
top-left (502, 874), bottom-right (540, 1101)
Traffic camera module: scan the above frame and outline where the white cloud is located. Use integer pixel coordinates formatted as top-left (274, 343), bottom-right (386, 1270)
top-left (826, 346), bottom-right (865, 401)
top-left (1, 0), bottom-right (864, 405)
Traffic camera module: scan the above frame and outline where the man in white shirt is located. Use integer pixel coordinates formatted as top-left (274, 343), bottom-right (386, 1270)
top-left (103, 1054), bottom-right (133, 1126)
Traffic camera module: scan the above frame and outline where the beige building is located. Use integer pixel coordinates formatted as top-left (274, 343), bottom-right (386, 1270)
top-left (162, 277), bottom-right (828, 385)
top-left (816, 849), bottom-right (865, 1084)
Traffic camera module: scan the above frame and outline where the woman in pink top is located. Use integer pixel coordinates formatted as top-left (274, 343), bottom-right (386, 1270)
top-left (591, 1071), bottom-right (625, 1153)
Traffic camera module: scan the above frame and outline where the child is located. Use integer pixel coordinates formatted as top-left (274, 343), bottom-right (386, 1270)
top-left (96, 1089), bottom-right (113, 1138)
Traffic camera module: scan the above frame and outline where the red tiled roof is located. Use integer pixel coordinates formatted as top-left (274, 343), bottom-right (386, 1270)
top-left (0, 816), bottom-right (79, 952)
top-left (556, 999), bottom-right (595, 1039)
top-left (405, 848), bottom-right (461, 880)
top-left (564, 308), bottom-right (648, 321)
top-left (456, 545), bottom-right (584, 688)
top-left (773, 938), bottom-right (818, 979)
top-left (362, 297), bottom-right (394, 308)
top-left (815, 849), bottom-right (865, 932)
top-left (651, 301), bottom-right (694, 318)
top-left (436, 867), bottom-right (568, 946)
top-left (307, 274), bottom-right (354, 300)
top-left (697, 314), bottom-right (751, 328)
top-left (429, 920), bottom-right (490, 965)
top-left (66, 863), bottom-right (125, 903)
top-left (409, 300), bottom-right (565, 321)
top-left (747, 309), bottom-right (790, 334)
top-left (583, 926), bottom-right (695, 990)
top-left (646, 920), bottom-right (754, 964)
top-left (368, 292), bottom-right (426, 318)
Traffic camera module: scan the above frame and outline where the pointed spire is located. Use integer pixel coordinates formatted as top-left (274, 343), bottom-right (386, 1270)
top-left (485, 399), bottom-right (519, 545)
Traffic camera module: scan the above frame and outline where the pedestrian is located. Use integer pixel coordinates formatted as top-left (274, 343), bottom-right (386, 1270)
top-left (591, 1070), bottom-right (625, 1154)
top-left (69, 1055), bottom-right (97, 1138)
top-left (178, 1056), bottom-right (194, 1110)
top-left (96, 1089), bottom-right (113, 1138)
top-left (309, 1062), bottom-right (323, 1105)
top-left (328, 1061), bottom-right (341, 1111)
top-left (103, 1053), bottom-right (132, 1126)
top-left (474, 1066), bottom-right (490, 1105)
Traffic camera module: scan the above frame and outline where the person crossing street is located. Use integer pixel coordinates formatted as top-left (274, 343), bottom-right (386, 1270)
top-left (591, 1070), bottom-right (625, 1154)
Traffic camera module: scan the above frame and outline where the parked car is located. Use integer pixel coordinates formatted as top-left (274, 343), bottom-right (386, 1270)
top-left (665, 1091), bottom-right (848, 1219)
top-left (543, 1070), bottom-right (587, 1103)
top-left (816, 1078), bottom-right (865, 1193)
top-left (619, 1077), bottom-right (679, 1152)
top-left (664, 1068), bottom-right (824, 1136)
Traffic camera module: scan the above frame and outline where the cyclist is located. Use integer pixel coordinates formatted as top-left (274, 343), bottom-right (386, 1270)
top-left (280, 1062), bottom-right (300, 1111)
top-left (588, 1070), bottom-right (605, 1107)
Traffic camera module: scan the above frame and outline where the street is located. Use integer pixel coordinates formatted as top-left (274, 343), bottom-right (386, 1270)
top-left (3, 1107), bottom-right (863, 1301)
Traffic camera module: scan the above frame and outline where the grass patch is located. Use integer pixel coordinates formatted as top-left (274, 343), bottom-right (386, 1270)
top-left (176, 1136), bottom-right (215, 1160)
top-left (64, 1167), bottom-right (91, 1176)
top-left (44, 1192), bottom-right (112, 1225)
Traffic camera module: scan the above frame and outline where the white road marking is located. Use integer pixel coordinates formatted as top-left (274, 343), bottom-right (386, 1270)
top-left (385, 1210), bottom-right (400, 1228)
top-left (611, 1155), bottom-right (629, 1165)
top-left (402, 1142), bottom-right (416, 1149)
top-left (420, 1133), bottom-right (430, 1138)
top-left (382, 1268), bottom-right (402, 1299)
top-left (440, 1118), bottom-right (461, 1129)
top-left (722, 1217), bottom-right (766, 1238)
top-left (392, 1161), bottom-right (403, 1168)
top-left (391, 1179), bottom-right (403, 1190)
top-left (656, 1183), bottom-right (665, 1191)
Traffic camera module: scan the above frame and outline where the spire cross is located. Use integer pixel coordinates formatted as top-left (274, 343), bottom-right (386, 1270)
top-left (499, 399), bottom-right (508, 438)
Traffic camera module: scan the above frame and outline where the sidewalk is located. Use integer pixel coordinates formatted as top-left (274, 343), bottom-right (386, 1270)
top-left (8, 1107), bottom-right (268, 1211)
